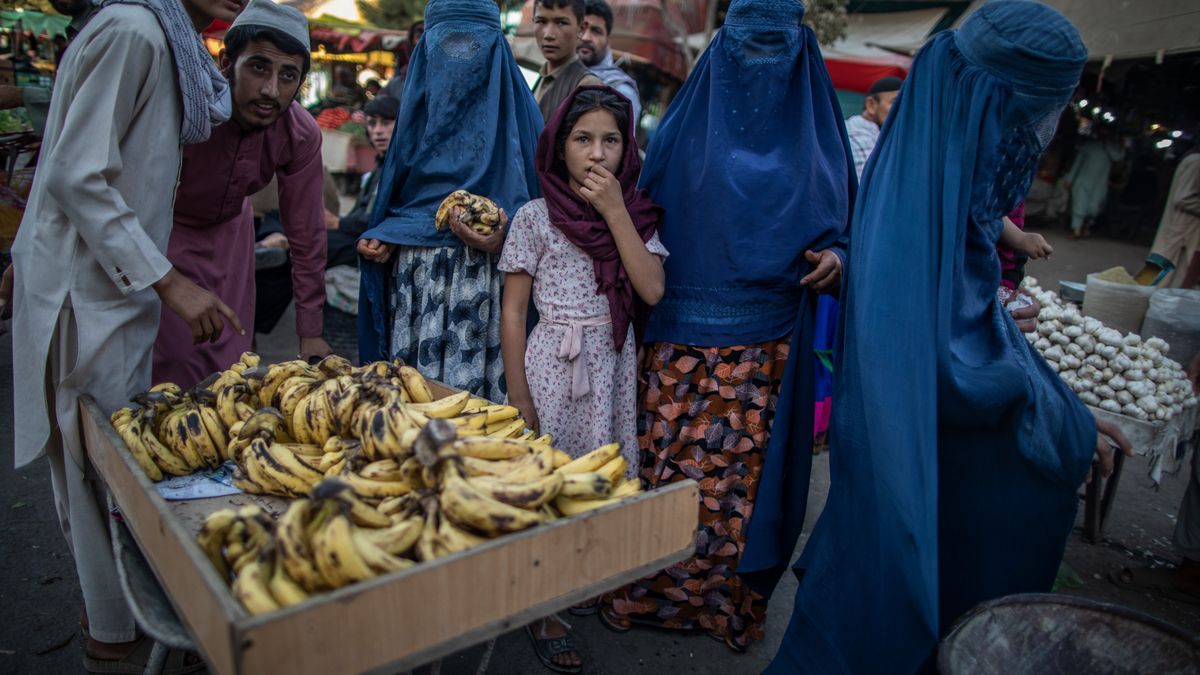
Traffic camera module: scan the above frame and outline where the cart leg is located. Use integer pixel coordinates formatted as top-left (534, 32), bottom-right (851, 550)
top-left (475, 638), bottom-right (496, 675)
top-left (1097, 450), bottom-right (1127, 540)
top-left (1082, 471), bottom-right (1102, 544)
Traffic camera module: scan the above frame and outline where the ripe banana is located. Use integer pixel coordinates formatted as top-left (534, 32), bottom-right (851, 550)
top-left (596, 455), bottom-right (628, 483)
top-left (253, 439), bottom-right (323, 496)
top-left (160, 408), bottom-right (205, 470)
top-left (268, 556), bottom-right (309, 608)
top-left (551, 449), bottom-right (572, 469)
top-left (196, 509), bottom-right (239, 581)
top-left (405, 389), bottom-right (471, 418)
top-left (452, 436), bottom-right (535, 461)
top-left (556, 443), bottom-right (621, 475)
top-left (259, 361), bottom-right (311, 409)
top-left (312, 478), bottom-right (394, 528)
top-left (459, 444), bottom-right (554, 484)
top-left (278, 379), bottom-right (317, 434)
top-left (435, 512), bottom-right (489, 555)
top-left (358, 459), bottom-right (405, 482)
top-left (351, 528), bottom-right (413, 575)
top-left (398, 366), bottom-right (433, 403)
top-left (311, 510), bottom-right (375, 588)
top-left (275, 500), bottom-right (326, 593)
top-left (196, 405), bottom-right (230, 462)
top-left (468, 471), bottom-right (564, 509)
top-left (559, 472), bottom-right (612, 500)
top-left (362, 513), bottom-right (423, 555)
top-left (610, 478), bottom-right (643, 498)
top-left (116, 414), bottom-right (164, 481)
top-left (485, 418), bottom-right (526, 438)
top-left (240, 352), bottom-right (261, 368)
top-left (232, 554), bottom-right (280, 616)
top-left (139, 412), bottom-right (192, 476)
top-left (438, 463), bottom-right (549, 536)
top-left (342, 471), bottom-right (414, 501)
top-left (184, 407), bottom-right (221, 469)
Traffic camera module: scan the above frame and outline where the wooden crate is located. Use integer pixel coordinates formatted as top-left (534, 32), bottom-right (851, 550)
top-left (81, 396), bottom-right (699, 675)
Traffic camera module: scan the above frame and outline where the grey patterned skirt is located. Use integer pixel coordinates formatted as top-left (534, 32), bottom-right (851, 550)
top-left (389, 245), bottom-right (505, 401)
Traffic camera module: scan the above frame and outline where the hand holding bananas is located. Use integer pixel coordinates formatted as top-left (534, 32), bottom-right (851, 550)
top-left (435, 190), bottom-right (507, 254)
top-left (195, 419), bottom-right (644, 616)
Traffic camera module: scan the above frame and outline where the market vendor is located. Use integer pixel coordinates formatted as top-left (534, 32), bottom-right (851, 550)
top-left (154, 0), bottom-right (331, 388)
top-left (6, 0), bottom-right (241, 671)
top-left (767, 3), bottom-right (1133, 672)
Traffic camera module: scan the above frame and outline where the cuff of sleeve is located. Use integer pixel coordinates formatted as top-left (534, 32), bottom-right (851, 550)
top-left (110, 250), bottom-right (173, 295)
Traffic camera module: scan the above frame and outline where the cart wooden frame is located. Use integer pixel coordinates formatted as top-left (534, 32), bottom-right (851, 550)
top-left (80, 395), bottom-right (699, 675)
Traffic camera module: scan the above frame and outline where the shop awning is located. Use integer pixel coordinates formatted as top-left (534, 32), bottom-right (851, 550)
top-left (0, 10), bottom-right (71, 39)
top-left (956, 0), bottom-right (1200, 62)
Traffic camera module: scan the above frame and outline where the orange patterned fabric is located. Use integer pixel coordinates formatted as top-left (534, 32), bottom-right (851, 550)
top-left (602, 338), bottom-right (790, 651)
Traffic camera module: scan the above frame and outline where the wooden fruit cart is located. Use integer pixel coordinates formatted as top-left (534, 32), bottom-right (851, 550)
top-left (80, 396), bottom-right (699, 675)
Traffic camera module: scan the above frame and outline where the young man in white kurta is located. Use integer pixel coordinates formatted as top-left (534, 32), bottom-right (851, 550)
top-left (9, 1), bottom-right (242, 667)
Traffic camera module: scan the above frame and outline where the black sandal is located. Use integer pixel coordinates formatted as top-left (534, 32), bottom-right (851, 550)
top-left (525, 623), bottom-right (582, 674)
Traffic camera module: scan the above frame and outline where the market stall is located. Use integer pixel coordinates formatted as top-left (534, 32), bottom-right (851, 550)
top-left (85, 361), bottom-right (699, 675)
top-left (1022, 276), bottom-right (1200, 541)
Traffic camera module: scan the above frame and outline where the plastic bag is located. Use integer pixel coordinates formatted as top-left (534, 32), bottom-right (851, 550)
top-left (1082, 273), bottom-right (1155, 334)
top-left (1141, 289), bottom-right (1200, 362)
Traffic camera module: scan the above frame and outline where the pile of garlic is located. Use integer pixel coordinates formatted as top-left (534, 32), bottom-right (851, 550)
top-left (1022, 278), bottom-right (1198, 422)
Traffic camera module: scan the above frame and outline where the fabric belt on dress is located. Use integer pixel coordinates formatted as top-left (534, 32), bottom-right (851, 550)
top-left (540, 309), bottom-right (611, 401)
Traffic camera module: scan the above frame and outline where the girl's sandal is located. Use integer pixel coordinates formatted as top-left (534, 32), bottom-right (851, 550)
top-left (597, 607), bottom-right (632, 634)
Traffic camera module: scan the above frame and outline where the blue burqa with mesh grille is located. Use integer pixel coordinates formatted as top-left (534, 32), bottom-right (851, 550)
top-left (357, 0), bottom-right (542, 362)
top-left (636, 0), bottom-right (854, 593)
top-left (767, 2), bottom-right (1095, 672)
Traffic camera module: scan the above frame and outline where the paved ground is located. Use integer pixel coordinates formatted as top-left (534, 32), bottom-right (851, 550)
top-left (1, 225), bottom-right (1196, 675)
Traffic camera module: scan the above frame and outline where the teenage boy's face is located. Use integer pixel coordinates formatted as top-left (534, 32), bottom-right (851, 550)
top-left (367, 115), bottom-right (396, 154)
top-left (578, 14), bottom-right (609, 68)
top-left (222, 39), bottom-right (306, 131)
top-left (534, 4), bottom-right (583, 69)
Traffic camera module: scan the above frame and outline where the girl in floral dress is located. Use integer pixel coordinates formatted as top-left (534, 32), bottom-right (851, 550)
top-left (497, 86), bottom-right (666, 673)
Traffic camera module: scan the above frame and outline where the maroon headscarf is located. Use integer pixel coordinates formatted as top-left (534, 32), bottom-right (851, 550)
top-left (536, 85), bottom-right (663, 351)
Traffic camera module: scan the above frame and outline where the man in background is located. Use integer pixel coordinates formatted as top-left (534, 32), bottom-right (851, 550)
top-left (845, 75), bottom-right (901, 178)
top-left (532, 0), bottom-right (601, 121)
top-left (577, 0), bottom-right (640, 122)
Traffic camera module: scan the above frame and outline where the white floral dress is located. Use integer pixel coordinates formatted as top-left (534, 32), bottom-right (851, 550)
top-left (498, 199), bottom-right (668, 471)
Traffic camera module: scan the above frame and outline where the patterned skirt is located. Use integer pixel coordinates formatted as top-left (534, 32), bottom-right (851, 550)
top-left (389, 245), bottom-right (505, 401)
top-left (602, 338), bottom-right (790, 652)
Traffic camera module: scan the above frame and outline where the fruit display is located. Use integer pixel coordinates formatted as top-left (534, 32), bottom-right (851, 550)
top-left (434, 190), bottom-right (502, 235)
top-left (111, 354), bottom-right (645, 616)
top-left (1022, 278), bottom-right (1198, 421)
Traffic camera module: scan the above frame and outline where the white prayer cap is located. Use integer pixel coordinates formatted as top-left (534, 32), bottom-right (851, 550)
top-left (228, 0), bottom-right (311, 53)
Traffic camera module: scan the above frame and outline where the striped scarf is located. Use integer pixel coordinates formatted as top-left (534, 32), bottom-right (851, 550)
top-left (98, 0), bottom-right (231, 144)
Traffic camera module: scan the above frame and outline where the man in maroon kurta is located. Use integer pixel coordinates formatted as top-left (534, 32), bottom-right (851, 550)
top-left (154, 0), bottom-right (331, 387)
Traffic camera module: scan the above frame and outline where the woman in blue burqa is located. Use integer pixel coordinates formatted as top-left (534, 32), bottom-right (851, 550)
top-left (598, 0), bottom-right (853, 652)
top-left (357, 0), bottom-right (542, 399)
top-left (767, 2), bottom-right (1131, 672)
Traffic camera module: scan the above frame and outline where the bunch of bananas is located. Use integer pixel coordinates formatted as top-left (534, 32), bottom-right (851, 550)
top-left (199, 421), bottom-right (644, 616)
top-left (434, 190), bottom-right (502, 236)
top-left (111, 382), bottom-right (235, 482)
